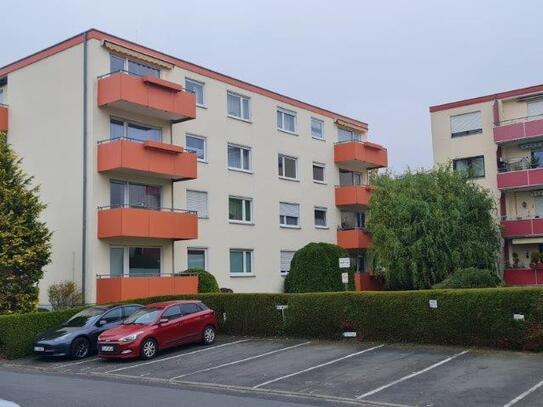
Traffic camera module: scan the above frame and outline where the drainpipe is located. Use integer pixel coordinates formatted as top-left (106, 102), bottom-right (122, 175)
top-left (171, 178), bottom-right (175, 275)
top-left (81, 32), bottom-right (88, 303)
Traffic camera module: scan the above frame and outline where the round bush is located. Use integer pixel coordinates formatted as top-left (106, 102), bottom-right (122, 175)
top-left (433, 267), bottom-right (502, 289)
top-left (284, 242), bottom-right (355, 293)
top-left (188, 269), bottom-right (220, 293)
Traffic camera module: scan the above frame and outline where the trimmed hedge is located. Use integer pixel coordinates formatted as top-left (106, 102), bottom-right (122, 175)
top-left (3, 288), bottom-right (543, 359)
top-left (433, 268), bottom-right (502, 289)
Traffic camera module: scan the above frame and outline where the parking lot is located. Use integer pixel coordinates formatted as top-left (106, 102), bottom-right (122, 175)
top-left (5, 336), bottom-right (543, 406)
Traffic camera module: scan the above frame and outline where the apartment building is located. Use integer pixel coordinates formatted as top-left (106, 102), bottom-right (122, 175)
top-left (0, 29), bottom-right (388, 305)
top-left (430, 83), bottom-right (543, 286)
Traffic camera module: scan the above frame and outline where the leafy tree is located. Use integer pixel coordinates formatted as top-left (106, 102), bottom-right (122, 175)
top-left (0, 132), bottom-right (51, 313)
top-left (48, 281), bottom-right (82, 310)
top-left (187, 268), bottom-right (220, 293)
top-left (284, 242), bottom-right (354, 293)
top-left (367, 166), bottom-right (500, 290)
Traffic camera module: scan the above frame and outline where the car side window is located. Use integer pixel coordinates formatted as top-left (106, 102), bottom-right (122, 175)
top-left (122, 306), bottom-right (141, 318)
top-left (102, 308), bottom-right (123, 323)
top-left (162, 305), bottom-right (182, 321)
top-left (180, 304), bottom-right (201, 316)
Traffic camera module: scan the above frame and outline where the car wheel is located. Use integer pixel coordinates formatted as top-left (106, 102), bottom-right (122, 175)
top-left (140, 338), bottom-right (158, 360)
top-left (70, 337), bottom-right (90, 360)
top-left (202, 325), bottom-right (216, 345)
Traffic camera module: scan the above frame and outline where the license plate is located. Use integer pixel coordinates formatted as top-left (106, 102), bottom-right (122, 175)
top-left (101, 345), bottom-right (114, 352)
top-left (34, 346), bottom-right (44, 352)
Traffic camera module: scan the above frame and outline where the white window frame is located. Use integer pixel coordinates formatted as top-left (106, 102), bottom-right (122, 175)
top-left (187, 247), bottom-right (208, 271)
top-left (228, 196), bottom-right (253, 224)
top-left (312, 162), bottom-right (326, 184)
top-left (110, 117), bottom-right (163, 142)
top-left (314, 206), bottom-right (328, 229)
top-left (229, 249), bottom-right (254, 276)
top-left (185, 133), bottom-right (207, 162)
top-left (277, 107), bottom-right (297, 134)
top-left (227, 91), bottom-right (251, 122)
top-left (227, 143), bottom-right (252, 173)
top-left (311, 117), bottom-right (324, 140)
top-left (278, 154), bottom-right (299, 181)
top-left (110, 246), bottom-right (162, 277)
top-left (280, 202), bottom-right (301, 228)
top-left (185, 78), bottom-right (206, 107)
top-left (280, 250), bottom-right (296, 276)
top-left (186, 190), bottom-right (209, 219)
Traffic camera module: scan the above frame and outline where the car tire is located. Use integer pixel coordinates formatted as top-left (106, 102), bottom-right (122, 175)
top-left (70, 337), bottom-right (90, 360)
top-left (140, 338), bottom-right (158, 360)
top-left (202, 325), bottom-right (216, 345)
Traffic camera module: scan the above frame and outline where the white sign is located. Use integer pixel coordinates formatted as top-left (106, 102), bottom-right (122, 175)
top-left (276, 305), bottom-right (288, 311)
top-left (342, 331), bottom-right (357, 338)
top-left (341, 272), bottom-right (349, 284)
top-left (513, 313), bottom-right (525, 321)
top-left (339, 257), bottom-right (351, 268)
top-left (429, 299), bottom-right (438, 309)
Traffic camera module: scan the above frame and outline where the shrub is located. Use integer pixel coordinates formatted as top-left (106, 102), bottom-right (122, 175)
top-left (432, 268), bottom-right (502, 289)
top-left (187, 269), bottom-right (220, 293)
top-left (284, 242), bottom-right (355, 293)
top-left (48, 281), bottom-right (83, 310)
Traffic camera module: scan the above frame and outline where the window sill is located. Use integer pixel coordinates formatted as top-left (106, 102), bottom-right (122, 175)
top-left (315, 226), bottom-right (329, 230)
top-left (280, 272), bottom-right (289, 277)
top-left (280, 225), bottom-right (301, 230)
top-left (278, 128), bottom-right (298, 136)
top-left (198, 216), bottom-right (210, 220)
top-left (196, 104), bottom-right (207, 109)
top-left (229, 220), bottom-right (255, 226)
top-left (227, 115), bottom-right (252, 124)
top-left (228, 167), bottom-right (254, 174)
top-left (229, 273), bottom-right (256, 278)
top-left (197, 159), bottom-right (208, 164)
top-left (279, 176), bottom-right (300, 183)
top-left (313, 180), bottom-right (327, 185)
top-left (312, 136), bottom-right (326, 141)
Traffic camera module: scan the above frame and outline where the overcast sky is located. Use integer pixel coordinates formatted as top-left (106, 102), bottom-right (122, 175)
top-left (1, 0), bottom-right (542, 172)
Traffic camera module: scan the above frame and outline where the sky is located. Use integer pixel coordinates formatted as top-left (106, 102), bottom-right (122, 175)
top-left (1, 0), bottom-right (543, 172)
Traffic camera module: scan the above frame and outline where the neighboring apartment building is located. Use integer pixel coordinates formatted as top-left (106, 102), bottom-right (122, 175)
top-left (430, 83), bottom-right (543, 285)
top-left (0, 29), bottom-right (388, 305)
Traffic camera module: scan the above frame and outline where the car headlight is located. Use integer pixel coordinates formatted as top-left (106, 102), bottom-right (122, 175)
top-left (119, 332), bottom-right (143, 343)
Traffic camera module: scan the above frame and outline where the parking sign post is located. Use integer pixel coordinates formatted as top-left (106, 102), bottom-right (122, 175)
top-left (339, 257), bottom-right (350, 291)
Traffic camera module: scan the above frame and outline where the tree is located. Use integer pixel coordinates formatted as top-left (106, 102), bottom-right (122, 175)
top-left (367, 166), bottom-right (500, 290)
top-left (187, 268), bottom-right (220, 293)
top-left (48, 281), bottom-right (82, 310)
top-left (284, 242), bottom-right (355, 293)
top-left (0, 132), bottom-right (51, 313)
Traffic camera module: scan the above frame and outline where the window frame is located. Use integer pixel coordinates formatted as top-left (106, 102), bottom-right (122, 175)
top-left (452, 155), bottom-right (486, 179)
top-left (187, 248), bottom-right (208, 271)
top-left (311, 117), bottom-right (325, 140)
top-left (227, 91), bottom-right (251, 122)
top-left (314, 206), bottom-right (328, 229)
top-left (228, 196), bottom-right (253, 224)
top-left (277, 107), bottom-right (298, 134)
top-left (109, 246), bottom-right (162, 277)
top-left (185, 78), bottom-right (206, 107)
top-left (279, 202), bottom-right (301, 228)
top-left (312, 162), bottom-right (326, 184)
top-left (278, 154), bottom-right (299, 181)
top-left (229, 249), bottom-right (254, 276)
top-left (109, 117), bottom-right (163, 142)
top-left (110, 179), bottom-right (162, 209)
top-left (185, 133), bottom-right (207, 162)
top-left (227, 143), bottom-right (253, 173)
top-left (109, 53), bottom-right (160, 78)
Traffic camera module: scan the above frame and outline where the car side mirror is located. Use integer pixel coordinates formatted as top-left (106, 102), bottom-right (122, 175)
top-left (97, 319), bottom-right (107, 327)
top-left (159, 318), bottom-right (168, 324)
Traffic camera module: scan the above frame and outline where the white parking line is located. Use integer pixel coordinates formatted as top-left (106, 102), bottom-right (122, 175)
top-left (169, 341), bottom-right (311, 381)
top-left (503, 377), bottom-right (543, 407)
top-left (355, 349), bottom-right (470, 400)
top-left (105, 339), bottom-right (251, 374)
top-left (252, 344), bottom-right (385, 389)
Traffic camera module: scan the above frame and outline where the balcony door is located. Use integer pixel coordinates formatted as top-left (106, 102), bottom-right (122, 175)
top-left (536, 195), bottom-right (543, 218)
top-left (339, 170), bottom-right (364, 186)
top-left (110, 180), bottom-right (161, 210)
top-left (110, 118), bottom-right (162, 142)
top-left (109, 247), bottom-right (161, 277)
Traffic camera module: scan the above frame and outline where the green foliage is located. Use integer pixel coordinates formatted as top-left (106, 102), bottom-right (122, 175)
top-left (48, 281), bottom-right (83, 310)
top-left (187, 269), bottom-right (220, 293)
top-left (432, 268), bottom-right (502, 289)
top-left (367, 166), bottom-right (500, 290)
top-left (284, 242), bottom-right (355, 293)
top-left (0, 132), bottom-right (52, 313)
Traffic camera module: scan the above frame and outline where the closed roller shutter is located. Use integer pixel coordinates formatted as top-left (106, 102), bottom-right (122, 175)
top-left (450, 111), bottom-right (482, 136)
top-left (186, 190), bottom-right (208, 218)
top-left (280, 251), bottom-right (295, 273)
top-left (280, 203), bottom-right (299, 217)
top-left (528, 100), bottom-right (543, 118)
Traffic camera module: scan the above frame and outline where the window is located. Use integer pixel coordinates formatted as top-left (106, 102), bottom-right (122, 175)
top-left (110, 180), bottom-right (161, 209)
top-left (227, 91), bottom-right (250, 121)
top-left (339, 169), bottom-right (364, 186)
top-left (230, 249), bottom-right (253, 275)
top-left (228, 144), bottom-right (252, 171)
top-left (280, 251), bottom-right (295, 275)
top-left (185, 78), bottom-right (205, 106)
top-left (180, 303), bottom-right (202, 315)
top-left (186, 134), bottom-right (207, 161)
top-left (313, 162), bottom-right (325, 183)
top-left (314, 207), bottom-right (328, 228)
top-left (229, 197), bottom-right (252, 223)
top-left (340, 211), bottom-right (365, 229)
top-left (528, 100), bottom-right (543, 118)
top-left (123, 306), bottom-right (141, 318)
top-left (0, 88), bottom-right (4, 105)
top-left (162, 305), bottom-right (182, 320)
top-left (186, 190), bottom-right (208, 218)
top-left (338, 128), bottom-right (362, 143)
top-left (102, 308), bottom-right (123, 323)
top-left (110, 246), bottom-right (161, 277)
top-left (110, 54), bottom-right (160, 77)
top-left (277, 108), bottom-right (297, 133)
top-left (280, 202), bottom-right (300, 227)
top-left (450, 111), bottom-right (482, 137)
top-left (453, 156), bottom-right (485, 178)
top-left (278, 154), bottom-right (298, 180)
top-left (311, 118), bottom-right (324, 139)
top-left (187, 248), bottom-right (207, 270)
top-left (110, 118), bottom-right (161, 142)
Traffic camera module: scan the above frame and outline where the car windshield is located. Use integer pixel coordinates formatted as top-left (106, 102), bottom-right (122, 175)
top-left (123, 308), bottom-right (161, 325)
top-left (63, 307), bottom-right (106, 327)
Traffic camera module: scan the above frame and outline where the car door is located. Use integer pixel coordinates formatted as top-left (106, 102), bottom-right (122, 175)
top-left (158, 305), bottom-right (184, 348)
top-left (178, 304), bottom-right (205, 343)
top-left (89, 307), bottom-right (124, 345)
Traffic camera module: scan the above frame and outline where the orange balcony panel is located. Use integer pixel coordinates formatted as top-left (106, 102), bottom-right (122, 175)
top-left (97, 73), bottom-right (196, 122)
top-left (96, 275), bottom-right (198, 304)
top-left (97, 207), bottom-right (198, 240)
top-left (0, 105), bottom-right (7, 132)
top-left (334, 141), bottom-right (388, 170)
top-left (335, 185), bottom-right (373, 207)
top-left (337, 229), bottom-right (372, 250)
top-left (494, 118), bottom-right (543, 144)
top-left (98, 138), bottom-right (197, 180)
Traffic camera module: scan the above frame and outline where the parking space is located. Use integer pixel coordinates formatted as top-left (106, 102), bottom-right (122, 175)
top-left (6, 336), bottom-right (543, 406)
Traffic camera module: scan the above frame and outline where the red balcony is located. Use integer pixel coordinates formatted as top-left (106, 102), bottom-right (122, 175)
top-left (334, 141), bottom-right (388, 171)
top-left (97, 72), bottom-right (196, 122)
top-left (335, 185), bottom-right (373, 207)
top-left (494, 117), bottom-right (543, 144)
top-left (337, 228), bottom-right (372, 249)
top-left (96, 274), bottom-right (198, 304)
top-left (0, 105), bottom-right (7, 132)
top-left (504, 268), bottom-right (543, 286)
top-left (98, 138), bottom-right (197, 181)
top-left (501, 217), bottom-right (543, 238)
top-left (497, 168), bottom-right (543, 190)
top-left (98, 206), bottom-right (198, 240)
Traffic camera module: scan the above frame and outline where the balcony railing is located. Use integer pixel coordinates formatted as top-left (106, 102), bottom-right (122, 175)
top-left (335, 185), bottom-right (373, 207)
top-left (97, 205), bottom-right (198, 240)
top-left (334, 140), bottom-right (388, 170)
top-left (97, 71), bottom-right (196, 122)
top-left (494, 114), bottom-right (543, 144)
top-left (501, 215), bottom-right (543, 238)
top-left (497, 158), bottom-right (543, 190)
top-left (0, 104), bottom-right (7, 132)
top-left (337, 227), bottom-right (372, 249)
top-left (97, 136), bottom-right (197, 180)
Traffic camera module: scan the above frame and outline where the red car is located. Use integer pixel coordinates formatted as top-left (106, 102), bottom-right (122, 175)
top-left (97, 300), bottom-right (218, 360)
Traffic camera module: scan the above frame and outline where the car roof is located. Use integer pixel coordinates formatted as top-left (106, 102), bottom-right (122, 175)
top-left (101, 303), bottom-right (143, 310)
top-left (146, 300), bottom-right (202, 309)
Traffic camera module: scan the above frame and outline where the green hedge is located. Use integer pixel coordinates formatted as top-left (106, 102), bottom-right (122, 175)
top-left (3, 288), bottom-right (543, 359)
